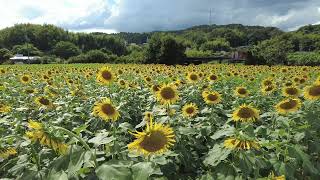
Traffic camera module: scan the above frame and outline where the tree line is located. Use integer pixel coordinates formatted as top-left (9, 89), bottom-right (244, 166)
top-left (0, 23), bottom-right (320, 65)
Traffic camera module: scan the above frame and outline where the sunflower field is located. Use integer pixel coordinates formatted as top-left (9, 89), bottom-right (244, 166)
top-left (0, 64), bottom-right (320, 180)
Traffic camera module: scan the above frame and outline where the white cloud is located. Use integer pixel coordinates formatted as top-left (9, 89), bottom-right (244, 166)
top-left (0, 0), bottom-right (320, 32)
top-left (0, 0), bottom-right (112, 29)
top-left (71, 28), bottom-right (117, 34)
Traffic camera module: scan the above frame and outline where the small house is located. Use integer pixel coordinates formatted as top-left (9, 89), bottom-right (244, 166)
top-left (10, 54), bottom-right (39, 64)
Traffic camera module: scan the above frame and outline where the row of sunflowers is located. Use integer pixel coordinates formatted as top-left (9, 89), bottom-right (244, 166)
top-left (0, 64), bottom-right (320, 179)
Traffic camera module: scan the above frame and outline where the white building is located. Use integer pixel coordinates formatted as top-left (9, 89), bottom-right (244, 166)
top-left (10, 54), bottom-right (39, 64)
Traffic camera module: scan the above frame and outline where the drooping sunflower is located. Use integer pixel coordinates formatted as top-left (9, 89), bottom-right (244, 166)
top-left (35, 96), bottom-right (53, 108)
top-left (202, 90), bottom-right (222, 105)
top-left (224, 137), bottom-right (260, 150)
top-left (234, 87), bottom-right (249, 98)
top-left (0, 147), bottom-right (17, 159)
top-left (128, 118), bottom-right (175, 156)
top-left (26, 120), bottom-right (68, 155)
top-left (24, 88), bottom-right (38, 95)
top-left (20, 74), bottom-right (31, 84)
top-left (187, 72), bottom-right (199, 83)
top-left (182, 103), bottom-right (198, 118)
top-left (156, 84), bottom-right (179, 105)
top-left (304, 84), bottom-right (320, 100)
top-left (96, 67), bottom-right (114, 85)
top-left (275, 98), bottom-right (301, 115)
top-left (0, 103), bottom-right (11, 113)
top-left (93, 98), bottom-right (120, 121)
top-left (232, 104), bottom-right (260, 122)
top-left (282, 86), bottom-right (300, 97)
top-left (267, 172), bottom-right (285, 180)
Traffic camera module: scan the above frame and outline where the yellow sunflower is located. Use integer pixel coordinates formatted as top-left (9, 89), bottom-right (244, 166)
top-left (0, 103), bottom-right (11, 113)
top-left (35, 96), bottom-right (53, 108)
top-left (0, 148), bottom-right (17, 159)
top-left (267, 172), bottom-right (285, 180)
top-left (262, 85), bottom-right (276, 95)
top-left (224, 137), bottom-right (260, 150)
top-left (182, 103), bottom-right (198, 118)
top-left (282, 86), bottom-right (300, 97)
top-left (232, 104), bottom-right (260, 122)
top-left (26, 120), bottom-right (68, 155)
top-left (234, 87), bottom-right (249, 98)
top-left (275, 98), bottom-right (301, 115)
top-left (93, 98), bottom-right (120, 121)
top-left (207, 74), bottom-right (218, 82)
top-left (20, 74), bottom-right (31, 84)
top-left (202, 90), bottom-right (222, 105)
top-left (187, 72), bottom-right (199, 83)
top-left (128, 118), bottom-right (175, 156)
top-left (156, 84), bottom-right (179, 105)
top-left (304, 84), bottom-right (320, 100)
top-left (96, 67), bottom-right (114, 85)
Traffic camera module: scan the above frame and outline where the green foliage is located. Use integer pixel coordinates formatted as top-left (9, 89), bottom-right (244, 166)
top-left (251, 37), bottom-right (294, 65)
top-left (287, 51), bottom-right (320, 65)
top-left (0, 48), bottom-right (12, 63)
top-left (53, 41), bottom-right (81, 59)
top-left (200, 38), bottom-right (231, 52)
top-left (12, 43), bottom-right (42, 56)
top-left (185, 49), bottom-right (213, 58)
top-left (145, 33), bottom-right (186, 65)
top-left (68, 50), bottom-right (117, 64)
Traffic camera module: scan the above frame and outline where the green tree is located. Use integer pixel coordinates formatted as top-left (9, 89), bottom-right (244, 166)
top-left (0, 48), bottom-right (12, 63)
top-left (145, 34), bottom-right (186, 65)
top-left (200, 38), bottom-right (230, 52)
top-left (12, 43), bottom-right (42, 56)
top-left (53, 41), bottom-right (81, 59)
top-left (251, 37), bottom-right (294, 65)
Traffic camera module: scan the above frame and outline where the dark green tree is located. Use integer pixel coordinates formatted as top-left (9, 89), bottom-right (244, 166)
top-left (12, 43), bottom-right (42, 56)
top-left (145, 34), bottom-right (186, 65)
top-left (53, 41), bottom-right (81, 59)
top-left (0, 48), bottom-right (12, 63)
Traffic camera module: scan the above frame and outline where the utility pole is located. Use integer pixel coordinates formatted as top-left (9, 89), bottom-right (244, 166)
top-left (209, 9), bottom-right (212, 25)
top-left (24, 26), bottom-right (30, 63)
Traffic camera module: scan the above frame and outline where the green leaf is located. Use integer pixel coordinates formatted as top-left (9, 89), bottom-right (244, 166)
top-left (288, 145), bottom-right (319, 175)
top-left (131, 162), bottom-right (162, 180)
top-left (88, 132), bottom-right (115, 146)
top-left (96, 160), bottom-right (133, 180)
top-left (203, 144), bottom-right (232, 167)
top-left (210, 126), bottom-right (235, 140)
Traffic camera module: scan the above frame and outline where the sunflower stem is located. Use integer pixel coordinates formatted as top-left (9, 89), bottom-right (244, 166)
top-left (111, 122), bottom-right (117, 159)
top-left (54, 126), bottom-right (98, 167)
top-left (31, 145), bottom-right (43, 180)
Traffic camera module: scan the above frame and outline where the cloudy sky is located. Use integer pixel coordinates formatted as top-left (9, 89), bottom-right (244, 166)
top-left (0, 0), bottom-right (319, 33)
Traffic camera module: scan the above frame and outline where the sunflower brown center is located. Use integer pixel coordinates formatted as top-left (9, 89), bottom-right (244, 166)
top-left (26, 89), bottom-right (35, 93)
top-left (237, 88), bottom-right (247, 95)
top-left (139, 131), bottom-right (167, 152)
top-left (101, 71), bottom-right (112, 80)
top-left (285, 88), bottom-right (298, 95)
top-left (308, 85), bottom-right (320, 96)
top-left (160, 87), bottom-right (175, 100)
top-left (186, 107), bottom-right (195, 114)
top-left (265, 86), bottom-right (274, 91)
top-left (39, 98), bottom-right (50, 105)
top-left (279, 99), bottom-right (298, 110)
top-left (237, 107), bottom-right (255, 118)
top-left (263, 80), bottom-right (272, 86)
top-left (101, 104), bottom-right (115, 115)
top-left (119, 80), bottom-right (125, 85)
top-left (189, 74), bottom-right (198, 81)
top-left (22, 76), bottom-right (29, 82)
top-left (207, 94), bottom-right (218, 101)
top-left (209, 75), bottom-right (217, 80)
